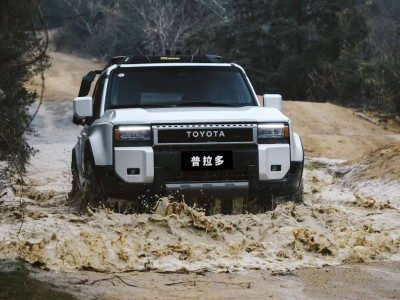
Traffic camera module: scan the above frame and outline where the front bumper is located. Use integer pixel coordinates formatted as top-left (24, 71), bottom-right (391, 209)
top-left (113, 143), bottom-right (291, 183)
top-left (95, 158), bottom-right (303, 200)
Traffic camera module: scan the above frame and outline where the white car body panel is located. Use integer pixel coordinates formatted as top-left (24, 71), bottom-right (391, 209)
top-left (258, 144), bottom-right (291, 180)
top-left (114, 147), bottom-right (154, 183)
top-left (102, 106), bottom-right (288, 125)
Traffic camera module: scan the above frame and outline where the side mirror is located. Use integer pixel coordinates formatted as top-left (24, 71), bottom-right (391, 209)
top-left (73, 96), bottom-right (93, 125)
top-left (263, 94), bottom-right (282, 112)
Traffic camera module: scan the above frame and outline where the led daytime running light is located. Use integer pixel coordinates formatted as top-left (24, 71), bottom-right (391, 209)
top-left (258, 124), bottom-right (289, 139)
top-left (114, 126), bottom-right (151, 141)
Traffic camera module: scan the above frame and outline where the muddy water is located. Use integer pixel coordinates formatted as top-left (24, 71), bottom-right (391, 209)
top-left (1, 178), bottom-right (399, 274)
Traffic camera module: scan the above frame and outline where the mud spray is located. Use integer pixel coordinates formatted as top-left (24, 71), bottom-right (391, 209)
top-left (1, 175), bottom-right (399, 274)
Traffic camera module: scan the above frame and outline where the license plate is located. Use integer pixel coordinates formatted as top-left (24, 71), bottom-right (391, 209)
top-left (181, 151), bottom-right (233, 171)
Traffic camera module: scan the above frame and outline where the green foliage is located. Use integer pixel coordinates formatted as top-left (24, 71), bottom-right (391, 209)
top-left (365, 50), bottom-right (400, 114)
top-left (0, 0), bottom-right (49, 170)
top-left (360, 0), bottom-right (400, 114)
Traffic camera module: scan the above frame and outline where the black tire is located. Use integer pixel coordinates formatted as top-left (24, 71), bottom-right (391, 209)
top-left (81, 149), bottom-right (107, 210)
top-left (68, 152), bottom-right (83, 202)
top-left (274, 180), bottom-right (304, 205)
top-left (292, 180), bottom-right (304, 204)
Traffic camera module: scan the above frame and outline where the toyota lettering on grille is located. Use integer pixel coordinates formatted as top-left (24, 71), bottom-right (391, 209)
top-left (155, 125), bottom-right (255, 144)
top-left (186, 130), bottom-right (226, 138)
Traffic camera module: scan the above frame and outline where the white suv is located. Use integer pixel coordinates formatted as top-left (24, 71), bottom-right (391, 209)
top-left (70, 54), bottom-right (304, 213)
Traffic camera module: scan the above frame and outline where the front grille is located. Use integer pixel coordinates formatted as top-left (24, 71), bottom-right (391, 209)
top-left (153, 123), bottom-right (256, 145)
top-left (165, 169), bottom-right (249, 183)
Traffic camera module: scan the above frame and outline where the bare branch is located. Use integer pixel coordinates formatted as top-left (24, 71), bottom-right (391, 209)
top-left (61, 0), bottom-right (102, 37)
top-left (121, 0), bottom-right (224, 53)
top-left (193, 0), bottom-right (226, 21)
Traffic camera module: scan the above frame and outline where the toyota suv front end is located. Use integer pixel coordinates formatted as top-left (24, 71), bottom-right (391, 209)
top-left (70, 54), bottom-right (304, 213)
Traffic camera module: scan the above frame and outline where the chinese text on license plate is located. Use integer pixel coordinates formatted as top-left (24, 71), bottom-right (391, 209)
top-left (181, 151), bottom-right (233, 171)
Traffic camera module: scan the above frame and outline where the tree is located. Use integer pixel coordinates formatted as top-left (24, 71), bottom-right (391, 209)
top-left (199, 0), bottom-right (368, 103)
top-left (49, 0), bottom-right (120, 58)
top-left (360, 0), bottom-right (400, 113)
top-left (120, 0), bottom-right (211, 53)
top-left (0, 0), bottom-right (49, 172)
top-left (50, 0), bottom-right (226, 58)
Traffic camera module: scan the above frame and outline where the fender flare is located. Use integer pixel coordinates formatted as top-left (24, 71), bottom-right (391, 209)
top-left (292, 132), bottom-right (304, 162)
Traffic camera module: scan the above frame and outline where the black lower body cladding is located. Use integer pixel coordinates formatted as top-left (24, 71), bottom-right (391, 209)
top-left (94, 144), bottom-right (303, 200)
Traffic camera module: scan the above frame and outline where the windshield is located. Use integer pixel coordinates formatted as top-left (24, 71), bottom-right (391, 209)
top-left (106, 66), bottom-right (257, 109)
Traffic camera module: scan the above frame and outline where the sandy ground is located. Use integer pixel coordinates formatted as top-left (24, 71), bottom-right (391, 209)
top-left (283, 101), bottom-right (400, 160)
top-left (27, 51), bottom-right (103, 101)
top-left (0, 51), bottom-right (399, 299)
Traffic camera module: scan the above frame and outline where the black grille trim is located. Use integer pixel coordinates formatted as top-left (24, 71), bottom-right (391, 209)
top-left (164, 169), bottom-right (249, 183)
top-left (153, 123), bottom-right (257, 145)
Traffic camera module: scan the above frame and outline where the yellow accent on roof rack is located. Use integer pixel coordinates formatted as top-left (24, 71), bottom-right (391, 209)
top-left (160, 57), bottom-right (181, 61)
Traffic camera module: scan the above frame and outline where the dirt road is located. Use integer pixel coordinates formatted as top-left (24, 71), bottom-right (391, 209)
top-left (27, 51), bottom-right (102, 102)
top-left (284, 101), bottom-right (400, 159)
top-left (1, 51), bottom-right (399, 299)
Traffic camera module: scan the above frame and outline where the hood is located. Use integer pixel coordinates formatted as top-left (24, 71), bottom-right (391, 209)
top-left (100, 106), bottom-right (289, 125)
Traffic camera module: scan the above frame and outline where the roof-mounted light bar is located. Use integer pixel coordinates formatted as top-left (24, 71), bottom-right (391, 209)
top-left (105, 54), bottom-right (223, 66)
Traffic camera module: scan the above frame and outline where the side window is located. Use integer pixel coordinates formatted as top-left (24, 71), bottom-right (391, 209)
top-left (92, 75), bottom-right (105, 118)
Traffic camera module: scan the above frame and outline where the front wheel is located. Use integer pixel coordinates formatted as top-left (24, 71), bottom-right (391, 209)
top-left (292, 181), bottom-right (304, 204)
top-left (274, 180), bottom-right (304, 206)
top-left (81, 152), bottom-right (107, 210)
top-left (68, 152), bottom-right (82, 202)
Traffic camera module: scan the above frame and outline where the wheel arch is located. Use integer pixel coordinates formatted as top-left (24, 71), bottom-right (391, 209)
top-left (291, 132), bottom-right (304, 162)
top-left (87, 123), bottom-right (114, 166)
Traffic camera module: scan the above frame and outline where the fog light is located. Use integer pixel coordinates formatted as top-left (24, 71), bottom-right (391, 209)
top-left (127, 168), bottom-right (140, 175)
top-left (271, 165), bottom-right (281, 172)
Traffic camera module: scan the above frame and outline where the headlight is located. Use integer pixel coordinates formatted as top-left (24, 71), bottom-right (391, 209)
top-left (258, 123), bottom-right (289, 144)
top-left (114, 126), bottom-right (151, 142)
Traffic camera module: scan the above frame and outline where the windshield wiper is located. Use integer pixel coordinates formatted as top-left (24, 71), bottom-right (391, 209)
top-left (108, 104), bottom-right (170, 109)
top-left (174, 101), bottom-right (237, 107)
top-left (108, 102), bottom-right (239, 109)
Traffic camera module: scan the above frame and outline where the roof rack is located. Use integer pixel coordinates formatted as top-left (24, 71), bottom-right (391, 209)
top-left (104, 54), bottom-right (223, 69)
